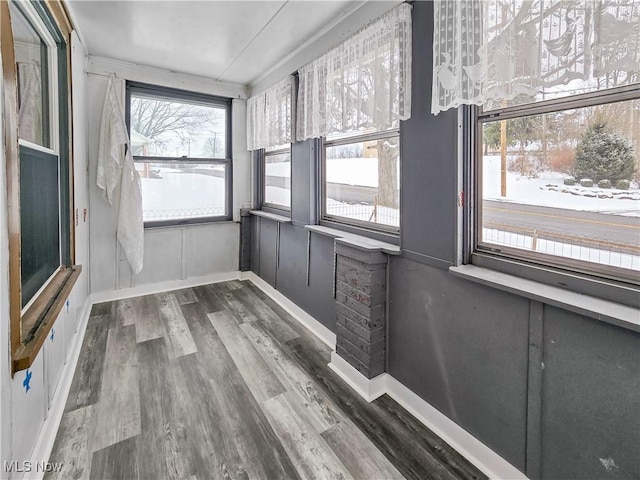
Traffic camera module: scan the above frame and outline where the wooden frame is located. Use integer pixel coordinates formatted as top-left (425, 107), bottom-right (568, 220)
top-left (2, 0), bottom-right (78, 375)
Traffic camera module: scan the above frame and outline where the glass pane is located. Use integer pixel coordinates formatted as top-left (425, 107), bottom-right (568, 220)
top-left (264, 151), bottom-right (291, 208)
top-left (135, 161), bottom-right (227, 222)
top-left (325, 137), bottom-right (399, 228)
top-left (480, 98), bottom-right (640, 273)
top-left (20, 146), bottom-right (60, 309)
top-left (10, 1), bottom-right (49, 147)
top-left (482, 2), bottom-right (640, 111)
top-left (130, 94), bottom-right (226, 158)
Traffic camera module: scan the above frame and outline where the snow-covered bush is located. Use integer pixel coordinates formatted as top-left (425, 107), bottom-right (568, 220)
top-left (616, 179), bottom-right (631, 190)
top-left (573, 122), bottom-right (635, 183)
top-left (598, 179), bottom-right (611, 189)
top-left (563, 177), bottom-right (576, 186)
top-left (580, 178), bottom-right (593, 187)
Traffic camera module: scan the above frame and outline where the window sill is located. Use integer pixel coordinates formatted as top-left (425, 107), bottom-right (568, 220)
top-left (450, 264), bottom-right (640, 333)
top-left (13, 265), bottom-right (82, 373)
top-left (305, 225), bottom-right (401, 256)
top-left (318, 219), bottom-right (400, 246)
top-left (250, 210), bottom-right (292, 224)
top-left (144, 217), bottom-right (233, 229)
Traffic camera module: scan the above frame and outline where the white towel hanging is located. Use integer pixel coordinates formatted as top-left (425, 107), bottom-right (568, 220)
top-left (97, 75), bottom-right (144, 275)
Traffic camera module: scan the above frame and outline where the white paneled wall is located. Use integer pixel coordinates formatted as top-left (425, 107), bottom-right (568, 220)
top-left (87, 57), bottom-right (249, 296)
top-left (11, 355), bottom-right (47, 468)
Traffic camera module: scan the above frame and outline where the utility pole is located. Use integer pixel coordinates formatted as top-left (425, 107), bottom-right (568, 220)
top-left (500, 123), bottom-right (507, 197)
top-left (500, 99), bottom-right (508, 197)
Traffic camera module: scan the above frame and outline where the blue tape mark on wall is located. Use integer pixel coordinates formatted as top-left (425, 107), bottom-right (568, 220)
top-left (23, 369), bottom-right (32, 393)
top-left (66, 300), bottom-right (70, 313)
top-left (50, 329), bottom-right (55, 341)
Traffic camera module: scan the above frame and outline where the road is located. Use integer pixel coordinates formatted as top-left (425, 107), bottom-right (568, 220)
top-left (483, 200), bottom-right (640, 252)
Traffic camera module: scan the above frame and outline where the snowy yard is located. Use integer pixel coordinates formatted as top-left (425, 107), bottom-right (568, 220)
top-left (138, 165), bottom-right (226, 221)
top-left (482, 155), bottom-right (640, 217)
top-left (136, 156), bottom-right (638, 271)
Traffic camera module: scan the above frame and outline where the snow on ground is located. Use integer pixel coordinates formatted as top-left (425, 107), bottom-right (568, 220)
top-left (140, 167), bottom-right (225, 221)
top-left (265, 162), bottom-right (291, 178)
top-left (483, 155), bottom-right (640, 217)
top-left (484, 228), bottom-right (639, 271)
top-left (327, 158), bottom-right (379, 187)
top-left (326, 198), bottom-right (399, 227)
top-left (265, 186), bottom-right (291, 208)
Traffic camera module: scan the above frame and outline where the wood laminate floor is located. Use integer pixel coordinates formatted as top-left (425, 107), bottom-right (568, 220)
top-left (48, 280), bottom-right (487, 480)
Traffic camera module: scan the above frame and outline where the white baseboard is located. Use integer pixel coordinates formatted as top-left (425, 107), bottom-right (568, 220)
top-left (384, 376), bottom-right (528, 480)
top-left (90, 271), bottom-right (241, 304)
top-left (25, 296), bottom-right (92, 480)
top-left (241, 272), bottom-right (336, 349)
top-left (327, 353), bottom-right (526, 479)
top-left (327, 352), bottom-right (387, 402)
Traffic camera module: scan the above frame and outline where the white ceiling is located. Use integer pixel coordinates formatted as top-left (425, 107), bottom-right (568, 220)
top-left (66, 0), bottom-right (371, 87)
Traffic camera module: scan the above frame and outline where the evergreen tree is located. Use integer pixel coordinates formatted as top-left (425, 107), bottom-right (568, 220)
top-left (573, 122), bottom-right (635, 183)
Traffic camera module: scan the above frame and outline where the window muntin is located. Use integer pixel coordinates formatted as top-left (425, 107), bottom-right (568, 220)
top-left (263, 147), bottom-right (291, 210)
top-left (476, 87), bottom-right (640, 283)
top-left (127, 83), bottom-right (232, 226)
top-left (323, 130), bottom-right (400, 231)
top-left (10, 0), bottom-right (52, 148)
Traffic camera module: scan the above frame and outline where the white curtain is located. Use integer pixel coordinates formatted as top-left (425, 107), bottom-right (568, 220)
top-left (296, 3), bottom-right (412, 141)
top-left (246, 76), bottom-right (294, 151)
top-left (97, 75), bottom-right (144, 275)
top-left (432, 0), bottom-right (640, 115)
top-left (17, 62), bottom-right (42, 144)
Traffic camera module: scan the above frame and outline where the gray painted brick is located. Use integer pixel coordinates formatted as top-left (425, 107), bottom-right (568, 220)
top-left (336, 280), bottom-right (386, 308)
top-left (336, 344), bottom-right (371, 377)
top-left (336, 324), bottom-right (385, 357)
top-left (336, 323), bottom-right (369, 351)
top-left (336, 291), bottom-right (385, 319)
top-left (338, 316), bottom-right (384, 343)
top-left (335, 243), bottom-right (388, 266)
top-left (337, 335), bottom-right (385, 366)
top-left (336, 266), bottom-right (386, 292)
top-left (336, 254), bottom-right (387, 273)
top-left (336, 302), bottom-right (384, 330)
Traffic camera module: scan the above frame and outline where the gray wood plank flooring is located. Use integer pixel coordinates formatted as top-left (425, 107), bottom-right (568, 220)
top-left (48, 281), bottom-right (486, 480)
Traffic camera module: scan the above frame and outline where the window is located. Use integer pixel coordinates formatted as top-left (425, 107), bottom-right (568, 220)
top-left (475, 87), bottom-right (640, 285)
top-left (126, 82), bottom-right (232, 227)
top-left (262, 145), bottom-right (291, 210)
top-left (4, 0), bottom-right (78, 371)
top-left (430, 1), bottom-right (640, 302)
top-left (323, 130), bottom-right (400, 232)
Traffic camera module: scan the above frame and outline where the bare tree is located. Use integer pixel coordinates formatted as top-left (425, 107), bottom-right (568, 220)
top-left (130, 98), bottom-right (216, 154)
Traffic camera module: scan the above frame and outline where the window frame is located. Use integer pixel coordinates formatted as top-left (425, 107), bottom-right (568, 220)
top-left (260, 145), bottom-right (292, 214)
top-left (125, 81), bottom-right (233, 228)
top-left (3, 0), bottom-right (80, 374)
top-left (321, 128), bottom-right (401, 236)
top-left (468, 84), bottom-right (640, 308)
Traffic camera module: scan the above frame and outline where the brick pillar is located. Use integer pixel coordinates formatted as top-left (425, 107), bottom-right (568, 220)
top-left (239, 209), bottom-right (252, 272)
top-left (335, 242), bottom-right (387, 379)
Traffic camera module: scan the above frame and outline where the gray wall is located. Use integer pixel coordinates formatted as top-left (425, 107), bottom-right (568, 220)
top-left (250, 2), bottom-right (640, 479)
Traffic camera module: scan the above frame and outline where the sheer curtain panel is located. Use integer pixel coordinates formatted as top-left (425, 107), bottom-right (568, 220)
top-left (296, 3), bottom-right (412, 141)
top-left (432, 0), bottom-right (640, 115)
top-left (246, 76), bottom-right (294, 151)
